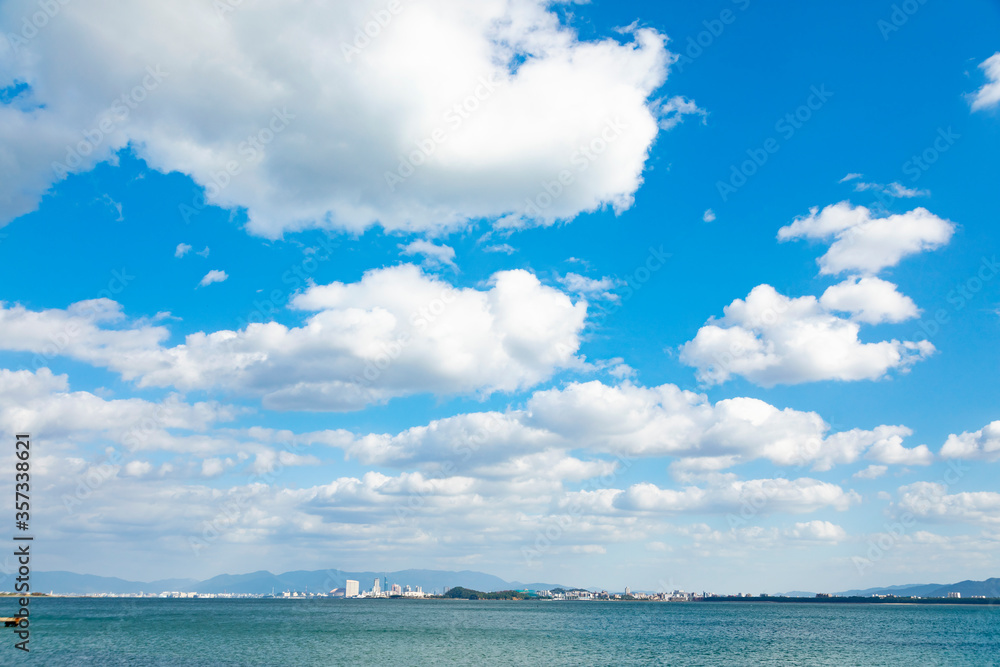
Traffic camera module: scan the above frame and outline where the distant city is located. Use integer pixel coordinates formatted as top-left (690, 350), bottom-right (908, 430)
top-left (7, 570), bottom-right (997, 601)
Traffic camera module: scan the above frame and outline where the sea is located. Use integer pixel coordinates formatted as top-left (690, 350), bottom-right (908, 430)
top-left (5, 598), bottom-right (999, 665)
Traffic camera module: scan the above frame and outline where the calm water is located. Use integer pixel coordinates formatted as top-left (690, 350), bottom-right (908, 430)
top-left (4, 598), bottom-right (999, 665)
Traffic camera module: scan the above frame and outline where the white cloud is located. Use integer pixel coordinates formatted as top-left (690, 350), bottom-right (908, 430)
top-left (897, 482), bottom-right (1000, 525)
top-left (290, 379), bottom-right (928, 474)
top-left (839, 173), bottom-right (863, 183)
top-left (0, 367), bottom-right (236, 445)
top-left (940, 421), bottom-right (1000, 461)
top-left (198, 270), bottom-right (229, 287)
top-left (557, 273), bottom-right (620, 301)
top-left (653, 95), bottom-right (706, 130)
top-left (789, 520), bottom-right (847, 541)
top-left (853, 464), bottom-right (887, 480)
top-left (777, 202), bottom-right (954, 275)
top-left (819, 276), bottom-right (919, 325)
top-left (0, 0), bottom-right (678, 236)
top-left (201, 458), bottom-right (226, 477)
top-left (174, 243), bottom-right (192, 258)
top-left (702, 209), bottom-right (716, 223)
top-left (970, 52), bottom-right (1000, 111)
top-left (526, 381), bottom-right (926, 471)
top-left (0, 266), bottom-right (586, 411)
top-left (0, 299), bottom-right (170, 376)
top-left (852, 181), bottom-right (929, 199)
top-left (399, 240), bottom-right (457, 270)
top-left (865, 433), bottom-right (932, 466)
top-left (483, 243), bottom-right (516, 255)
top-left (605, 477), bottom-right (859, 514)
top-left (123, 460), bottom-right (154, 477)
top-left (679, 284), bottom-right (934, 386)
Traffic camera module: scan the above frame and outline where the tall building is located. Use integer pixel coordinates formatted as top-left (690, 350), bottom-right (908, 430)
top-left (372, 577), bottom-right (381, 596)
top-left (345, 580), bottom-right (359, 598)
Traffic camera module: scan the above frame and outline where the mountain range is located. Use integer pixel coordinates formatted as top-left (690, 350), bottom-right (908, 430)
top-left (780, 578), bottom-right (1000, 598)
top-left (5, 569), bottom-right (998, 598)
top-left (1, 568), bottom-right (568, 596)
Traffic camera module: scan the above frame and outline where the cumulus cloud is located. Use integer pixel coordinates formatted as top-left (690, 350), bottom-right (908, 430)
top-left (851, 181), bottom-right (929, 199)
top-left (969, 52), bottom-right (1000, 111)
top-left (0, 368), bottom-right (236, 444)
top-left (853, 464), bottom-right (887, 480)
top-left (284, 380), bottom-right (932, 475)
top-left (940, 421), bottom-right (1000, 461)
top-left (0, 299), bottom-right (170, 374)
top-left (198, 270), bottom-right (229, 287)
top-left (653, 95), bottom-right (706, 130)
top-left (679, 284), bottom-right (933, 386)
top-left (0, 0), bottom-right (680, 236)
top-left (788, 520), bottom-right (847, 541)
top-left (702, 209), bottom-right (716, 223)
top-left (0, 265), bottom-right (587, 410)
top-left (777, 202), bottom-right (954, 275)
top-left (897, 482), bottom-right (1000, 525)
top-left (557, 273), bottom-right (620, 301)
top-left (174, 243), bottom-right (192, 258)
top-left (596, 477), bottom-right (859, 514)
top-left (399, 240), bottom-right (457, 270)
top-left (819, 276), bottom-right (919, 325)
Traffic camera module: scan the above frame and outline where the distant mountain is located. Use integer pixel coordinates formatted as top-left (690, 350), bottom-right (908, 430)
top-left (0, 568), bottom-right (568, 596)
top-left (923, 579), bottom-right (1000, 598)
top-left (0, 571), bottom-right (199, 596)
top-left (834, 583), bottom-right (944, 597)
top-left (833, 578), bottom-right (1000, 598)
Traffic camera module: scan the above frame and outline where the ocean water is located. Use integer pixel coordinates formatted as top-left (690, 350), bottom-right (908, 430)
top-left (5, 598), bottom-right (999, 665)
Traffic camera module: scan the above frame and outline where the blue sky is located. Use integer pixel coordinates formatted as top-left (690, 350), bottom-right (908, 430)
top-left (1, 0), bottom-right (999, 593)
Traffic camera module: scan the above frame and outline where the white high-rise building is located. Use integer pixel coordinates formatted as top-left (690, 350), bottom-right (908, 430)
top-left (345, 580), bottom-right (359, 598)
top-left (372, 577), bottom-right (381, 596)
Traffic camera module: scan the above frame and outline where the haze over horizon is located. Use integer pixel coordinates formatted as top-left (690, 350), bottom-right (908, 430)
top-left (1, 0), bottom-right (999, 594)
